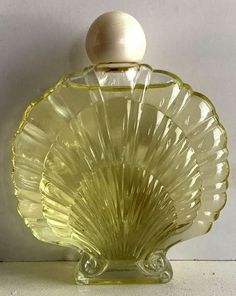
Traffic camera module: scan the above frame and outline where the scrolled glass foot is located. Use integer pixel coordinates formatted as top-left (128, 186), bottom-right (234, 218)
top-left (74, 252), bottom-right (108, 284)
top-left (137, 250), bottom-right (173, 283)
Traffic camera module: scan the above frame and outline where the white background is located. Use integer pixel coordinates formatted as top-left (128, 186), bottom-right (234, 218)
top-left (0, 0), bottom-right (235, 261)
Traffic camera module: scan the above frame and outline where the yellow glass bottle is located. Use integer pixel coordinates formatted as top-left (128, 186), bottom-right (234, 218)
top-left (12, 12), bottom-right (229, 284)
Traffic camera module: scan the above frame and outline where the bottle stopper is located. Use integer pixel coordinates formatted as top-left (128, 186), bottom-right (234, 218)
top-left (86, 11), bottom-right (146, 64)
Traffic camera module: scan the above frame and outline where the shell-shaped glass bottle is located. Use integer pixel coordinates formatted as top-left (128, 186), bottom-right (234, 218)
top-left (12, 11), bottom-right (228, 284)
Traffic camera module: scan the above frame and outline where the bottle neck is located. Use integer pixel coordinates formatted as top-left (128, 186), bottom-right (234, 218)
top-left (85, 63), bottom-right (152, 89)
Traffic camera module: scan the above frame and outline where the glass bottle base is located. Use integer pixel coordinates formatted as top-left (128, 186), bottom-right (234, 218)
top-left (75, 251), bottom-right (172, 285)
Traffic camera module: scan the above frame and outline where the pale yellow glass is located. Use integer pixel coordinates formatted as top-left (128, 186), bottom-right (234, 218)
top-left (12, 63), bottom-right (229, 284)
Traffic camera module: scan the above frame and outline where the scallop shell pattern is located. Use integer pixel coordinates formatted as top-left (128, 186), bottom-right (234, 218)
top-left (12, 64), bottom-right (228, 259)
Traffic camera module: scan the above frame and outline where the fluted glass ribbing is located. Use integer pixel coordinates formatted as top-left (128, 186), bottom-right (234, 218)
top-left (12, 63), bottom-right (229, 284)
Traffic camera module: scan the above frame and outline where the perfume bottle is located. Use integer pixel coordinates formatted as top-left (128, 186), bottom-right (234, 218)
top-left (12, 11), bottom-right (229, 284)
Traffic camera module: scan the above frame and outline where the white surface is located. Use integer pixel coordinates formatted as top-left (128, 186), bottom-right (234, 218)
top-left (86, 11), bottom-right (146, 63)
top-left (0, 0), bottom-right (236, 261)
top-left (0, 261), bottom-right (235, 296)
